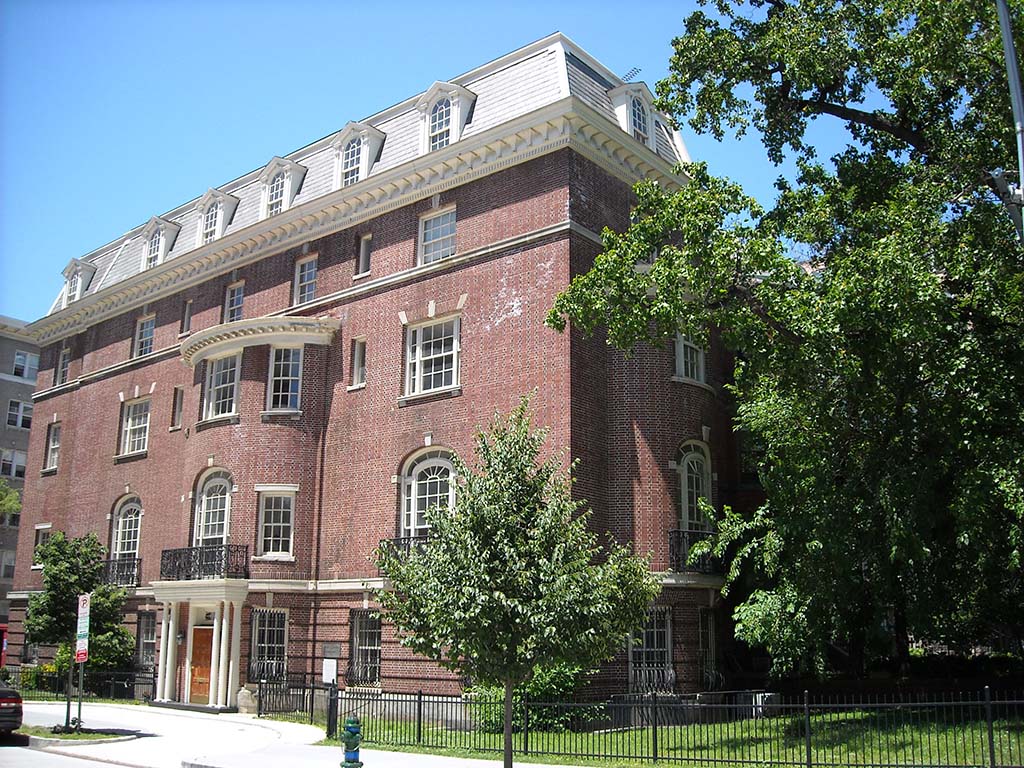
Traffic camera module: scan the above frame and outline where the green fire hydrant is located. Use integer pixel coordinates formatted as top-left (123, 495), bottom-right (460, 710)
top-left (340, 716), bottom-right (363, 768)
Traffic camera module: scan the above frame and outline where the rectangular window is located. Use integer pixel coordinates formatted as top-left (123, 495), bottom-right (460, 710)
top-left (675, 335), bottom-right (705, 383)
top-left (33, 525), bottom-right (52, 564)
top-left (294, 256), bottom-right (317, 305)
top-left (134, 316), bottom-right (156, 357)
top-left (56, 348), bottom-right (71, 385)
top-left (351, 339), bottom-right (366, 387)
top-left (137, 611), bottom-right (157, 669)
top-left (348, 609), bottom-right (381, 686)
top-left (170, 387), bottom-right (184, 429)
top-left (12, 350), bottom-right (39, 380)
top-left (267, 348), bottom-right (302, 410)
top-left (7, 400), bottom-right (32, 429)
top-left (419, 209), bottom-right (456, 264)
top-left (258, 493), bottom-right (294, 555)
top-left (630, 607), bottom-right (672, 692)
top-left (356, 234), bottom-right (372, 275)
top-left (204, 355), bottom-right (240, 419)
top-left (3, 506), bottom-right (19, 528)
top-left (0, 549), bottom-right (15, 579)
top-left (223, 282), bottom-right (244, 323)
top-left (406, 318), bottom-right (459, 395)
top-left (250, 608), bottom-right (287, 682)
top-left (120, 400), bottom-right (151, 455)
top-left (180, 300), bottom-right (193, 335)
top-left (45, 423), bottom-right (61, 470)
top-left (1, 449), bottom-right (26, 479)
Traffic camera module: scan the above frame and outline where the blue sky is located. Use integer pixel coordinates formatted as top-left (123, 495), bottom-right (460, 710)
top-left (0, 0), bottom-right (804, 324)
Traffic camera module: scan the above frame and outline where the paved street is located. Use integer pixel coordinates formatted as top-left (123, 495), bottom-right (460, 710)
top-left (6, 701), bottom-right (564, 768)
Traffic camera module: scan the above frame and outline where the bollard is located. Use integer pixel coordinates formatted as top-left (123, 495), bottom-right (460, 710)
top-left (340, 715), bottom-right (363, 768)
top-left (326, 683), bottom-right (338, 740)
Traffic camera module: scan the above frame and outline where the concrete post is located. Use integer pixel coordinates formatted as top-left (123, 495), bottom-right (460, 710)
top-left (165, 602), bottom-right (179, 701)
top-left (227, 600), bottom-right (242, 707)
top-left (217, 601), bottom-right (230, 707)
top-left (156, 601), bottom-right (170, 700)
top-left (209, 601), bottom-right (223, 707)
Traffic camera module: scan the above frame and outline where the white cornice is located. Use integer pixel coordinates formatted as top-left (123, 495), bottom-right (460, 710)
top-left (27, 97), bottom-right (685, 346)
top-left (180, 316), bottom-right (341, 367)
top-left (150, 578), bottom-right (250, 604)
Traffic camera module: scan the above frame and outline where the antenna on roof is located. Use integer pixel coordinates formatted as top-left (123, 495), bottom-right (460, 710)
top-left (620, 67), bottom-right (641, 83)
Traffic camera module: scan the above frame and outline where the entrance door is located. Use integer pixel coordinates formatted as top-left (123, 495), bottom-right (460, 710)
top-left (190, 627), bottom-right (213, 704)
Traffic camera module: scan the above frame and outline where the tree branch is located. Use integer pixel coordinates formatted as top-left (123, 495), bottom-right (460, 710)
top-left (790, 97), bottom-right (930, 153)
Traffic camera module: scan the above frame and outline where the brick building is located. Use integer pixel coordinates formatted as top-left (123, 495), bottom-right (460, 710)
top-left (8, 33), bottom-right (749, 707)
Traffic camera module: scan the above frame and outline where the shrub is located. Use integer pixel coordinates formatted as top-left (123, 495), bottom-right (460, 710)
top-left (472, 663), bottom-right (590, 733)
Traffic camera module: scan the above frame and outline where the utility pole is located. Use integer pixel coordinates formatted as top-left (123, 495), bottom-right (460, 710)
top-left (993, 0), bottom-right (1024, 239)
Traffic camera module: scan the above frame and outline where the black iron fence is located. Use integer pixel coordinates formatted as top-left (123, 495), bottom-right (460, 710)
top-left (668, 528), bottom-right (716, 574)
top-left (102, 557), bottom-right (142, 587)
top-left (0, 667), bottom-right (156, 703)
top-left (159, 544), bottom-right (249, 580)
top-left (259, 684), bottom-right (1024, 766)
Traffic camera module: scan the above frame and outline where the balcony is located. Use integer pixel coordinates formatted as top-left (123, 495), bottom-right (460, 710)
top-left (102, 557), bottom-right (141, 587)
top-left (668, 529), bottom-right (717, 574)
top-left (159, 544), bottom-right (249, 581)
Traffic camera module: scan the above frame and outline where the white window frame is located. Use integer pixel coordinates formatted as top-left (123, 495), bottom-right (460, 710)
top-left (224, 281), bottom-right (245, 324)
top-left (1, 449), bottom-right (26, 480)
top-left (418, 208), bottom-right (457, 265)
top-left (405, 317), bottom-right (460, 396)
top-left (341, 137), bottom-right (362, 186)
top-left (350, 338), bottom-right (366, 388)
top-left (428, 97), bottom-right (451, 151)
top-left (194, 470), bottom-right (232, 547)
top-left (266, 347), bottom-right (303, 411)
top-left (180, 300), bottom-right (193, 336)
top-left (293, 256), bottom-right (318, 305)
top-left (134, 315), bottom-right (156, 358)
top-left (137, 611), bottom-right (157, 669)
top-left (259, 158), bottom-right (307, 220)
top-left (145, 229), bottom-right (162, 270)
top-left (608, 83), bottom-right (658, 152)
top-left (7, 400), bottom-right (32, 430)
top-left (401, 449), bottom-right (455, 538)
top-left (257, 489), bottom-right (295, 557)
top-left (415, 82), bottom-right (475, 155)
top-left (45, 423), bottom-right (61, 470)
top-left (112, 497), bottom-right (142, 559)
top-left (674, 334), bottom-right (706, 384)
top-left (678, 442), bottom-right (712, 531)
top-left (32, 523), bottom-right (52, 566)
top-left (12, 350), bottom-right (39, 380)
top-left (203, 354), bottom-right (241, 421)
top-left (202, 201), bottom-right (221, 244)
top-left (266, 171), bottom-right (286, 217)
top-left (194, 189), bottom-right (239, 246)
top-left (330, 122), bottom-right (385, 191)
top-left (356, 233), bottom-right (372, 276)
top-left (631, 96), bottom-right (650, 144)
top-left (170, 386), bottom-right (184, 429)
top-left (120, 399), bottom-right (151, 456)
top-left (66, 270), bottom-right (81, 305)
top-left (56, 347), bottom-right (71, 385)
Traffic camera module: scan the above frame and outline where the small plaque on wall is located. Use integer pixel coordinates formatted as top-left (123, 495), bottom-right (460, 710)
top-left (323, 642), bottom-right (341, 658)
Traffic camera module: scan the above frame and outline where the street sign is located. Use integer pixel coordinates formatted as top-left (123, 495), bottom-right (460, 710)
top-left (75, 593), bottom-right (90, 664)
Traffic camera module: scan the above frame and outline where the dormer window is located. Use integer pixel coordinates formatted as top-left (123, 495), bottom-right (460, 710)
top-left (139, 216), bottom-right (181, 271)
top-left (330, 122), bottom-right (386, 191)
top-left (415, 81), bottom-right (476, 155)
top-left (608, 83), bottom-right (658, 152)
top-left (146, 231), bottom-right (161, 269)
top-left (342, 138), bottom-right (361, 186)
top-left (67, 271), bottom-right (81, 303)
top-left (61, 258), bottom-right (97, 308)
top-left (194, 189), bottom-right (239, 247)
top-left (260, 157), bottom-right (307, 220)
top-left (631, 97), bottom-right (649, 143)
top-left (202, 203), bottom-right (220, 244)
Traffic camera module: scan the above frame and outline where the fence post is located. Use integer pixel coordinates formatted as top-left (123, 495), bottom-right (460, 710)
top-left (804, 690), bottom-right (812, 768)
top-left (309, 679), bottom-right (315, 725)
top-left (985, 686), bottom-right (997, 768)
top-left (326, 683), bottom-right (338, 740)
top-left (257, 678), bottom-right (265, 717)
top-left (523, 692), bottom-right (529, 755)
top-left (651, 690), bottom-right (659, 762)
top-left (416, 690), bottom-right (423, 744)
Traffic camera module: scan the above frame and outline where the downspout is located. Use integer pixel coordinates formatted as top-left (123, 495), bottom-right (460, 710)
top-left (310, 319), bottom-right (335, 681)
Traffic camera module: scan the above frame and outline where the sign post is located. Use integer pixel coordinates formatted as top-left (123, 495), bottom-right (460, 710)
top-left (75, 594), bottom-right (90, 732)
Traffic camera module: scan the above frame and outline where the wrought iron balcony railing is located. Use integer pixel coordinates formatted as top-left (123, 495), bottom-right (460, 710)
top-left (159, 544), bottom-right (249, 581)
top-left (668, 528), bottom-right (717, 574)
top-left (102, 557), bottom-right (141, 587)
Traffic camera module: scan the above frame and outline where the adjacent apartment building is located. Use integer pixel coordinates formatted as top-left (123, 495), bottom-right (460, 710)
top-left (8, 34), bottom-right (752, 707)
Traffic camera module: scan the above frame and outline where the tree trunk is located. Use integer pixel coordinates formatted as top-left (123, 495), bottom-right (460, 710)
top-left (65, 661), bottom-right (73, 729)
top-left (503, 678), bottom-right (514, 768)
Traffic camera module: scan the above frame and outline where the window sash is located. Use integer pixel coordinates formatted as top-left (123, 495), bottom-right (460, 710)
top-left (631, 97), bottom-right (649, 143)
top-left (259, 494), bottom-right (294, 554)
top-left (137, 612), bottom-right (157, 668)
top-left (171, 387), bottom-right (184, 428)
top-left (205, 356), bottom-right (239, 419)
top-left (251, 609), bottom-right (287, 671)
top-left (632, 608), bottom-right (671, 670)
top-left (351, 340), bottom-right (366, 386)
top-left (419, 210), bottom-right (456, 264)
top-left (224, 283), bottom-right (244, 323)
top-left (180, 300), bottom-right (193, 335)
top-left (135, 317), bottom-right (156, 357)
top-left (357, 234), bottom-right (372, 274)
top-left (146, 231), bottom-right (161, 268)
top-left (401, 451), bottom-right (454, 537)
top-left (45, 424), bottom-right (61, 470)
top-left (13, 351), bottom-right (39, 379)
top-left (2, 449), bottom-right (26, 479)
top-left (676, 335), bottom-right (705, 382)
top-left (57, 349), bottom-right (71, 385)
top-left (7, 400), bottom-right (32, 429)
top-left (350, 609), bottom-right (381, 684)
top-left (267, 172), bottom-right (286, 216)
top-left (342, 138), bottom-right (361, 186)
top-left (114, 504), bottom-right (141, 558)
top-left (121, 400), bottom-right (151, 455)
top-left (196, 479), bottom-right (229, 546)
top-left (406, 319), bottom-right (459, 394)
top-left (268, 348), bottom-right (302, 410)
top-left (202, 203), bottom-right (220, 243)
top-left (681, 450), bottom-right (710, 531)
top-left (429, 98), bottom-right (451, 150)
top-left (294, 258), bottom-right (317, 304)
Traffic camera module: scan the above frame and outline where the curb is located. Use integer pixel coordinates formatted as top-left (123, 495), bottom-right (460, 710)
top-left (29, 733), bottom-right (141, 747)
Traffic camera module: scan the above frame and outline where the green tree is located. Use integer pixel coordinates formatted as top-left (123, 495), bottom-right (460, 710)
top-left (0, 479), bottom-right (19, 526)
top-left (26, 532), bottom-right (135, 724)
top-left (548, 0), bottom-right (1024, 675)
top-left (376, 397), bottom-right (660, 768)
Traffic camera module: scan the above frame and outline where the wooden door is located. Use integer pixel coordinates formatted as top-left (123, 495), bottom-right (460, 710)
top-left (190, 627), bottom-right (213, 704)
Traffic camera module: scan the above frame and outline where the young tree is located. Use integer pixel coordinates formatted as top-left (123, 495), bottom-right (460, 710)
top-left (376, 397), bottom-right (660, 768)
top-left (0, 479), bottom-right (19, 526)
top-left (26, 532), bottom-right (135, 725)
top-left (548, 0), bottom-right (1024, 674)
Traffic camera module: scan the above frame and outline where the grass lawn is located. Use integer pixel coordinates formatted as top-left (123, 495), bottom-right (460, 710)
top-left (16, 724), bottom-right (125, 740)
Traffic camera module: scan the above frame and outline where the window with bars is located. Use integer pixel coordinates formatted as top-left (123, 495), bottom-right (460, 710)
top-left (204, 355), bottom-right (239, 419)
top-left (7, 400), bottom-right (32, 429)
top-left (120, 400), bottom-right (151, 455)
top-left (12, 350), bottom-right (38, 380)
top-left (258, 493), bottom-right (293, 555)
top-left (137, 611), bottom-right (157, 670)
top-left (406, 318), bottom-right (459, 395)
top-left (45, 423), bottom-right (61, 470)
top-left (429, 98), bottom-right (451, 150)
top-left (419, 209), bottom-right (456, 264)
top-left (675, 334), bottom-right (705, 383)
top-left (202, 202), bottom-right (220, 244)
top-left (294, 256), bottom-right (317, 305)
top-left (631, 97), bottom-right (649, 144)
top-left (224, 282), bottom-right (244, 323)
top-left (401, 449), bottom-right (454, 538)
top-left (145, 230), bottom-right (162, 269)
top-left (267, 172), bottom-right (286, 217)
top-left (250, 608), bottom-right (287, 682)
top-left (135, 316), bottom-right (156, 357)
top-left (631, 608), bottom-right (672, 692)
top-left (348, 609), bottom-right (381, 686)
top-left (350, 339), bottom-right (366, 387)
top-left (56, 348), bottom-right (71, 385)
top-left (342, 137), bottom-right (362, 186)
top-left (113, 498), bottom-right (141, 558)
top-left (267, 348), bottom-right (302, 410)
top-left (1, 449), bottom-right (26, 479)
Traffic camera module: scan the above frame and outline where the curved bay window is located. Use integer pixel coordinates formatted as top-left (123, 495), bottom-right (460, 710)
top-left (400, 449), bottom-right (455, 541)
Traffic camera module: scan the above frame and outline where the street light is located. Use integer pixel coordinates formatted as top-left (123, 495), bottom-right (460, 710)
top-left (993, 0), bottom-right (1024, 239)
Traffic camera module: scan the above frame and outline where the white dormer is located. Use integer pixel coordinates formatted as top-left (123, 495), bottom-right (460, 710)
top-left (415, 81), bottom-right (476, 155)
top-left (194, 188), bottom-right (241, 247)
top-left (259, 157), bottom-right (308, 220)
top-left (608, 82), bottom-right (658, 153)
top-left (139, 216), bottom-right (182, 271)
top-left (331, 121), bottom-right (386, 190)
top-left (61, 258), bottom-right (98, 308)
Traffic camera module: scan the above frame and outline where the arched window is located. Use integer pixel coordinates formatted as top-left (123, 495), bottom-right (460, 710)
top-left (678, 442), bottom-right (711, 531)
top-left (267, 171), bottom-right (286, 216)
top-left (429, 98), bottom-right (451, 151)
top-left (145, 229), bottom-right (162, 269)
top-left (631, 97), bottom-right (649, 144)
top-left (112, 497), bottom-right (142, 559)
top-left (202, 202), bottom-right (220, 244)
top-left (194, 470), bottom-right (232, 547)
top-left (342, 137), bottom-right (362, 186)
top-left (401, 449), bottom-right (455, 539)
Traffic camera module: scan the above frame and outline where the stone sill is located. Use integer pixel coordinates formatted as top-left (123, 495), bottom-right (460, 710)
top-left (397, 385), bottom-right (461, 407)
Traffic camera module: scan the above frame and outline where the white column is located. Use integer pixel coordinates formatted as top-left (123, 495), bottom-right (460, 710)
top-left (217, 601), bottom-right (231, 707)
top-left (209, 601), bottom-right (223, 707)
top-left (165, 602), bottom-right (179, 701)
top-left (184, 607), bottom-right (196, 703)
top-left (156, 602), bottom-right (170, 700)
top-left (227, 600), bottom-right (242, 707)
